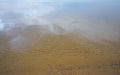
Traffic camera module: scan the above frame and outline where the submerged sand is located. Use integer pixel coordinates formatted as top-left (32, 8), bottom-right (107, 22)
top-left (0, 34), bottom-right (120, 75)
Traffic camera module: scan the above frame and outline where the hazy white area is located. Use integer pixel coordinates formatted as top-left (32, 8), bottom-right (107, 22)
top-left (0, 1), bottom-right (120, 51)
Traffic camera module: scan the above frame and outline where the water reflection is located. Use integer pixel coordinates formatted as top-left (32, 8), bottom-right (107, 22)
top-left (0, 0), bottom-right (120, 58)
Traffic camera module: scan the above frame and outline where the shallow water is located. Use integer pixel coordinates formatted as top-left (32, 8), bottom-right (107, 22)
top-left (0, 34), bottom-right (120, 75)
top-left (0, 1), bottom-right (120, 75)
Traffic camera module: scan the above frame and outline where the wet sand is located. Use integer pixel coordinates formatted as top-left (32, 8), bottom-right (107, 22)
top-left (0, 34), bottom-right (120, 75)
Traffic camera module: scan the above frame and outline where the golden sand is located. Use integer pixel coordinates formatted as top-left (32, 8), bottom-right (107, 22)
top-left (0, 34), bottom-right (120, 75)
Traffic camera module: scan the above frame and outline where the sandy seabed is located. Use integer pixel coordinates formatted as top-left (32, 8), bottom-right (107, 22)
top-left (0, 34), bottom-right (120, 75)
